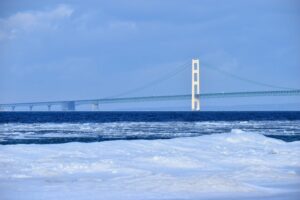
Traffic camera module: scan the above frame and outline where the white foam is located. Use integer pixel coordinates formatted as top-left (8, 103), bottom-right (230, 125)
top-left (0, 131), bottom-right (299, 200)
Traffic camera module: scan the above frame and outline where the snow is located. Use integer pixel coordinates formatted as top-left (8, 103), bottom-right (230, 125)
top-left (0, 129), bottom-right (300, 200)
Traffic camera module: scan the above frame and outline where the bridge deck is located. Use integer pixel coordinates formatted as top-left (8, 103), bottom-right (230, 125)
top-left (0, 89), bottom-right (299, 108)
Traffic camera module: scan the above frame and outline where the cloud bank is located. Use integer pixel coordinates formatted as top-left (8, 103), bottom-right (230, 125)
top-left (0, 4), bottom-right (73, 41)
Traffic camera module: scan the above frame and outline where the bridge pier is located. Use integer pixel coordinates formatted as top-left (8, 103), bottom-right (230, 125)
top-left (62, 101), bottom-right (75, 111)
top-left (92, 103), bottom-right (99, 111)
top-left (47, 105), bottom-right (52, 111)
top-left (29, 105), bottom-right (33, 111)
top-left (11, 106), bottom-right (15, 111)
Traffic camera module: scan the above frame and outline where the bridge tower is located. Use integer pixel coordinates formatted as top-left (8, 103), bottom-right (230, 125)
top-left (192, 59), bottom-right (200, 111)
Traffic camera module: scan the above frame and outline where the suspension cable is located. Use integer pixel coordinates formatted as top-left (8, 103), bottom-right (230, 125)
top-left (105, 59), bottom-right (190, 98)
top-left (105, 59), bottom-right (297, 99)
top-left (202, 62), bottom-right (297, 90)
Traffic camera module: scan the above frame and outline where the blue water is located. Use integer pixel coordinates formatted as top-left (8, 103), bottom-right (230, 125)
top-left (0, 111), bottom-right (300, 145)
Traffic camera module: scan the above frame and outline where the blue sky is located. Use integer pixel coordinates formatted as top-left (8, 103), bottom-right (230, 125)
top-left (0, 0), bottom-right (299, 110)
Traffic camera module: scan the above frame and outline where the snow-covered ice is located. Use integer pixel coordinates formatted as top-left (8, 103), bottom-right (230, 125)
top-left (0, 129), bottom-right (300, 200)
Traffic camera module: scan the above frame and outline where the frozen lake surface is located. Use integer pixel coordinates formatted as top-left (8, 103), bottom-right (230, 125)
top-left (0, 112), bottom-right (299, 199)
top-left (1, 130), bottom-right (300, 200)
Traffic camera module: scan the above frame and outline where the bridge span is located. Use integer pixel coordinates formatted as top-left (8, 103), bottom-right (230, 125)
top-left (1, 89), bottom-right (300, 111)
top-left (1, 59), bottom-right (299, 111)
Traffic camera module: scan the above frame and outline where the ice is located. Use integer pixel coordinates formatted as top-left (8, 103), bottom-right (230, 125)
top-left (0, 130), bottom-right (300, 199)
top-left (1, 120), bottom-right (300, 144)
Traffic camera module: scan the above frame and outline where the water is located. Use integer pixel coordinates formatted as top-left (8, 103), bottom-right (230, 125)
top-left (0, 111), bottom-right (300, 145)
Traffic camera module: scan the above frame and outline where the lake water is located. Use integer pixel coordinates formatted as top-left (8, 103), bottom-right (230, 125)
top-left (0, 111), bottom-right (299, 144)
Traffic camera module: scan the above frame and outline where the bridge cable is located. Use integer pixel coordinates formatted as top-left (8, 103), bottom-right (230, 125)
top-left (105, 60), bottom-right (190, 98)
top-left (202, 62), bottom-right (297, 90)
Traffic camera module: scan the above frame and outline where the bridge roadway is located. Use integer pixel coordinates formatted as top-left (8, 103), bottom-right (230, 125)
top-left (0, 89), bottom-right (300, 111)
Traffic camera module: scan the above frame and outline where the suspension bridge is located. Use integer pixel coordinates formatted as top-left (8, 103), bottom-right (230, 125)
top-left (0, 59), bottom-right (299, 111)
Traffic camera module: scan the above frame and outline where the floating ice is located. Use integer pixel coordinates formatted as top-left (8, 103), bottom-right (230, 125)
top-left (0, 120), bottom-right (300, 144)
top-left (0, 131), bottom-right (299, 200)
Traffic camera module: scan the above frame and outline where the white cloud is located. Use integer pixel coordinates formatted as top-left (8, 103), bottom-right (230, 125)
top-left (0, 4), bottom-right (73, 41)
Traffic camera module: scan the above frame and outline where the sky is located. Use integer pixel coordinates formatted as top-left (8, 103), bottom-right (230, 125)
top-left (0, 0), bottom-right (299, 110)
